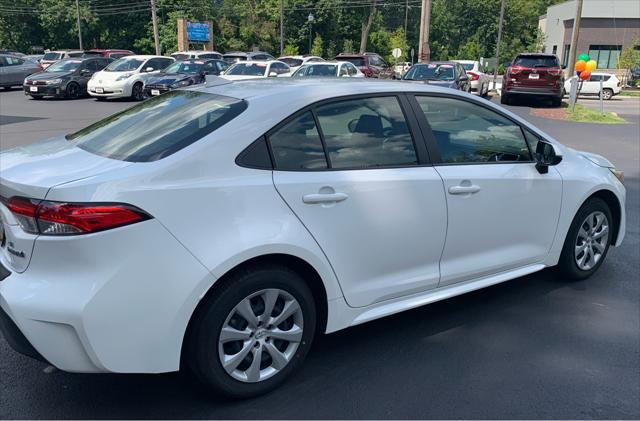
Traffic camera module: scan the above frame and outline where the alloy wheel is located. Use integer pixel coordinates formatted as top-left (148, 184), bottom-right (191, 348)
top-left (132, 84), bottom-right (143, 101)
top-left (601, 89), bottom-right (612, 100)
top-left (574, 211), bottom-right (609, 271)
top-left (218, 288), bottom-right (304, 383)
top-left (67, 83), bottom-right (79, 99)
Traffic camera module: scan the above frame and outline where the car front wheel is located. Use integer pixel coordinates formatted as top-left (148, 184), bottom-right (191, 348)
top-left (131, 82), bottom-right (144, 101)
top-left (558, 197), bottom-right (613, 280)
top-left (186, 264), bottom-right (316, 398)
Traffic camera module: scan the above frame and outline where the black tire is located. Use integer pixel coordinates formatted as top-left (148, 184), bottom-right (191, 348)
top-left (186, 264), bottom-right (317, 399)
top-left (551, 96), bottom-right (562, 107)
top-left (500, 93), bottom-right (510, 105)
top-left (65, 82), bottom-right (80, 99)
top-left (557, 197), bottom-right (613, 281)
top-left (131, 82), bottom-right (144, 101)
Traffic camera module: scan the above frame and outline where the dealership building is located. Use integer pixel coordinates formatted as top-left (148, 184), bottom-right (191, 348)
top-left (538, 0), bottom-right (640, 70)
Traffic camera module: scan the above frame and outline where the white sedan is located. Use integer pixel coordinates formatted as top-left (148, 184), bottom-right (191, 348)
top-left (277, 55), bottom-right (324, 74)
top-left (454, 60), bottom-right (491, 96)
top-left (222, 60), bottom-right (290, 80)
top-left (291, 61), bottom-right (364, 78)
top-left (564, 73), bottom-right (622, 100)
top-left (87, 55), bottom-right (174, 100)
top-left (0, 79), bottom-right (626, 399)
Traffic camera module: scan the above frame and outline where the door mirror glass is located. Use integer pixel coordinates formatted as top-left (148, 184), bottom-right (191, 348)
top-left (268, 71), bottom-right (278, 77)
top-left (534, 141), bottom-right (562, 173)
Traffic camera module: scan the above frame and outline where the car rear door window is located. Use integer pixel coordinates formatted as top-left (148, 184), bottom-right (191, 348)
top-left (415, 96), bottom-right (532, 163)
top-left (315, 97), bottom-right (418, 169)
top-left (269, 111), bottom-right (328, 170)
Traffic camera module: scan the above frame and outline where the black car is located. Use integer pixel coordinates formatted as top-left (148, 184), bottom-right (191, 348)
top-left (403, 61), bottom-right (471, 92)
top-left (144, 59), bottom-right (229, 97)
top-left (23, 57), bottom-right (111, 99)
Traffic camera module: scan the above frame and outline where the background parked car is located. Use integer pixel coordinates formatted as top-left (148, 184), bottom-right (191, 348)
top-left (23, 54), bottom-right (44, 63)
top-left (277, 55), bottom-right (324, 73)
top-left (403, 62), bottom-right (471, 92)
top-left (23, 57), bottom-right (111, 99)
top-left (40, 49), bottom-right (84, 68)
top-left (291, 61), bottom-right (364, 78)
top-left (0, 50), bottom-right (25, 56)
top-left (144, 59), bottom-right (228, 97)
top-left (564, 73), bottom-right (621, 100)
top-left (393, 61), bottom-right (412, 79)
top-left (453, 60), bottom-right (491, 96)
top-left (83, 49), bottom-right (134, 60)
top-left (87, 55), bottom-right (174, 101)
top-left (222, 60), bottom-right (290, 80)
top-left (0, 54), bottom-right (42, 89)
top-left (501, 53), bottom-right (564, 107)
top-left (223, 51), bottom-right (275, 63)
top-left (335, 52), bottom-right (393, 78)
top-left (171, 50), bottom-right (224, 61)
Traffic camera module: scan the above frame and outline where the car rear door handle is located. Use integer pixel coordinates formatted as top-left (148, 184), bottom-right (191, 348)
top-left (448, 185), bottom-right (481, 195)
top-left (302, 193), bottom-right (349, 204)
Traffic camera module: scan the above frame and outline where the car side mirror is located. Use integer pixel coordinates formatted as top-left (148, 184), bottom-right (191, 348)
top-left (534, 141), bottom-right (563, 174)
top-left (268, 71), bottom-right (278, 77)
top-left (80, 69), bottom-right (91, 75)
top-left (145, 66), bottom-right (155, 72)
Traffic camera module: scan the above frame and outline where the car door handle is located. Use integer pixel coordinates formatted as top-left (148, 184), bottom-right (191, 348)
top-left (448, 185), bottom-right (481, 195)
top-left (302, 193), bottom-right (348, 204)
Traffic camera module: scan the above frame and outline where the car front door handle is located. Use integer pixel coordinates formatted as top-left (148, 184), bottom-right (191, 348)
top-left (302, 192), bottom-right (349, 204)
top-left (448, 185), bottom-right (481, 195)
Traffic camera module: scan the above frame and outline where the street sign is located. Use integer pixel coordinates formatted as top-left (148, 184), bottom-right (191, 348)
top-left (186, 21), bottom-right (210, 43)
top-left (392, 48), bottom-right (402, 59)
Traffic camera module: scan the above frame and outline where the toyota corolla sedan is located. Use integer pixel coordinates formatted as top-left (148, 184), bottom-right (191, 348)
top-left (0, 79), bottom-right (625, 399)
top-left (144, 59), bottom-right (229, 97)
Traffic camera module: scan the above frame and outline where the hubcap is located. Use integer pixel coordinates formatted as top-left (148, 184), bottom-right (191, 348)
top-left (574, 211), bottom-right (609, 271)
top-left (218, 288), bottom-right (303, 383)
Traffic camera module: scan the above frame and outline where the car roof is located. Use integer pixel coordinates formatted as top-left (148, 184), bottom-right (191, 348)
top-left (232, 60), bottom-right (281, 65)
top-left (453, 60), bottom-right (475, 63)
top-left (48, 49), bottom-right (84, 53)
top-left (172, 50), bottom-right (222, 54)
top-left (515, 53), bottom-right (557, 57)
top-left (119, 55), bottom-right (169, 60)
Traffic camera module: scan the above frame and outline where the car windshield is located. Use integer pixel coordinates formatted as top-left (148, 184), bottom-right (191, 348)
top-left (163, 61), bottom-right (204, 74)
top-left (226, 63), bottom-right (266, 76)
top-left (45, 60), bottom-right (82, 72)
top-left (513, 55), bottom-right (559, 68)
top-left (43, 52), bottom-right (62, 60)
top-left (66, 91), bottom-right (247, 162)
top-left (224, 55), bottom-right (246, 62)
top-left (294, 64), bottom-right (338, 77)
top-left (404, 64), bottom-right (455, 81)
top-left (336, 57), bottom-right (365, 67)
top-left (461, 63), bottom-right (474, 70)
top-left (280, 58), bottom-right (303, 67)
top-left (105, 58), bottom-right (143, 72)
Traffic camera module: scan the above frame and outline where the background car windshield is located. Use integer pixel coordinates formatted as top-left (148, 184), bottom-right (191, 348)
top-left (461, 63), bottom-right (474, 70)
top-left (226, 63), bottom-right (266, 76)
top-left (66, 91), bottom-right (247, 162)
top-left (294, 64), bottom-right (337, 77)
top-left (105, 58), bottom-right (143, 72)
top-left (404, 64), bottom-right (454, 81)
top-left (338, 57), bottom-right (365, 67)
top-left (513, 55), bottom-right (559, 68)
top-left (46, 60), bottom-right (81, 72)
top-left (164, 61), bottom-right (203, 74)
top-left (43, 52), bottom-right (62, 60)
top-left (280, 58), bottom-right (303, 67)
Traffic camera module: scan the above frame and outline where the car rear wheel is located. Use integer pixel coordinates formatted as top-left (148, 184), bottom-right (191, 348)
top-left (558, 197), bottom-right (613, 281)
top-left (600, 88), bottom-right (613, 100)
top-left (131, 82), bottom-right (144, 101)
top-left (65, 82), bottom-right (80, 99)
top-left (186, 264), bottom-right (316, 399)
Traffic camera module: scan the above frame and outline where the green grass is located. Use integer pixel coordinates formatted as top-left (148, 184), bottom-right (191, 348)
top-left (566, 104), bottom-right (627, 124)
top-left (619, 91), bottom-right (640, 97)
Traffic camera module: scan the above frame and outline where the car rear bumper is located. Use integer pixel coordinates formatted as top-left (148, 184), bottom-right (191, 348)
top-left (503, 86), bottom-right (562, 96)
top-left (0, 219), bottom-right (214, 373)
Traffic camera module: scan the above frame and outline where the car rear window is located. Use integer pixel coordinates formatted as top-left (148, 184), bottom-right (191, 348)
top-left (280, 58), bottom-right (303, 67)
top-left (43, 52), bottom-right (62, 60)
top-left (513, 55), bottom-right (559, 68)
top-left (336, 57), bottom-right (365, 67)
top-left (66, 91), bottom-right (247, 162)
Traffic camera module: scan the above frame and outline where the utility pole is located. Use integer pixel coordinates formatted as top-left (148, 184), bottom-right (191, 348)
top-left (418, 0), bottom-right (430, 62)
top-left (75, 0), bottom-right (83, 50)
top-left (280, 0), bottom-right (284, 56)
top-left (150, 0), bottom-right (161, 55)
top-left (566, 0), bottom-right (584, 77)
top-left (404, 0), bottom-right (409, 37)
top-left (492, 0), bottom-right (505, 90)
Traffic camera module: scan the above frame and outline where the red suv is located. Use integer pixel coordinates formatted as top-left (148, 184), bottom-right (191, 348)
top-left (501, 53), bottom-right (565, 107)
top-left (335, 52), bottom-right (394, 78)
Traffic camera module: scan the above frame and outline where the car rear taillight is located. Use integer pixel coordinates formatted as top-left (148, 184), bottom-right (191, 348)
top-left (509, 66), bottom-right (524, 75)
top-left (6, 196), bottom-right (151, 236)
top-left (467, 71), bottom-right (479, 81)
top-left (547, 67), bottom-right (562, 76)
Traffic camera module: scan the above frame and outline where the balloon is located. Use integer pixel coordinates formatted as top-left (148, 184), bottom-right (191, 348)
top-left (578, 53), bottom-right (590, 62)
top-left (579, 70), bottom-right (591, 81)
top-left (575, 60), bottom-right (586, 72)
top-left (585, 60), bottom-right (597, 72)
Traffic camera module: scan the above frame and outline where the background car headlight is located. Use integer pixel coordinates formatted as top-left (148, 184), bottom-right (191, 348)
top-left (45, 79), bottom-right (62, 85)
top-left (609, 168), bottom-right (624, 184)
top-left (116, 73), bottom-right (133, 81)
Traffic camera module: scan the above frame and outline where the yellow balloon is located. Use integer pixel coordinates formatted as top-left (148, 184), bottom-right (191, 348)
top-left (585, 60), bottom-right (597, 72)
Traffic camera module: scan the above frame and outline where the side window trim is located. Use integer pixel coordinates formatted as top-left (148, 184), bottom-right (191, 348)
top-left (408, 93), bottom-right (536, 165)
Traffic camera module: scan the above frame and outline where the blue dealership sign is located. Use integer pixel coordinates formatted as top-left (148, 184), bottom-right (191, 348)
top-left (186, 21), bottom-right (210, 43)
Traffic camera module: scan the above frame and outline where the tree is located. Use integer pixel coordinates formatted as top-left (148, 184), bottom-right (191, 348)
top-left (342, 39), bottom-right (355, 54)
top-left (283, 42), bottom-right (300, 56)
top-left (311, 34), bottom-right (324, 57)
top-left (618, 38), bottom-right (640, 86)
top-left (359, 0), bottom-right (377, 53)
top-left (388, 27), bottom-right (409, 63)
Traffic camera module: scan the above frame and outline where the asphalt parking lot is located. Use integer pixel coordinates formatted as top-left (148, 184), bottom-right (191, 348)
top-left (0, 88), bottom-right (639, 419)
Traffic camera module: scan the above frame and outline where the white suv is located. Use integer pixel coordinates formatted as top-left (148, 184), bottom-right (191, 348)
top-left (564, 72), bottom-right (621, 100)
top-left (0, 79), bottom-right (626, 399)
